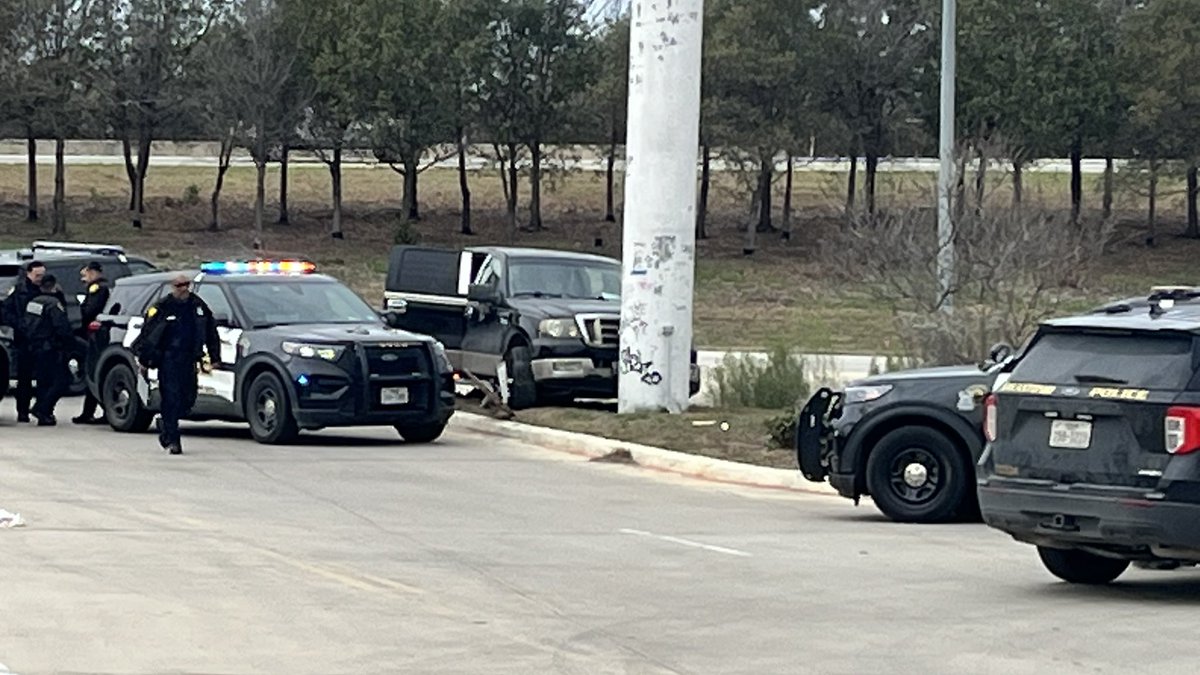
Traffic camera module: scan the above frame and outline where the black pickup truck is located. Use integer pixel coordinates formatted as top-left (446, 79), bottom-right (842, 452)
top-left (383, 246), bottom-right (701, 408)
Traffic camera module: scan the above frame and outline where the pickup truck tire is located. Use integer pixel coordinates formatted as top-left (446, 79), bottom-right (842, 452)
top-left (504, 345), bottom-right (538, 410)
top-left (1037, 547), bottom-right (1130, 585)
top-left (395, 421), bottom-right (447, 444)
top-left (865, 427), bottom-right (968, 524)
top-left (246, 371), bottom-right (300, 445)
top-left (103, 363), bottom-right (154, 433)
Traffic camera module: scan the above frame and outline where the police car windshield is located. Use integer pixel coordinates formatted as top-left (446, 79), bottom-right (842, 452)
top-left (230, 280), bottom-right (381, 328)
top-left (508, 260), bottom-right (621, 301)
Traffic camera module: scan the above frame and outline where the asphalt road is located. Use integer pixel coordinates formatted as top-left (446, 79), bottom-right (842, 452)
top-left (2, 399), bottom-right (1200, 675)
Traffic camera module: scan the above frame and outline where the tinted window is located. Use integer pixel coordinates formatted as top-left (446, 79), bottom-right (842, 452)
top-left (0, 264), bottom-right (21, 297)
top-left (1011, 331), bottom-right (1197, 390)
top-left (126, 259), bottom-right (158, 275)
top-left (231, 281), bottom-right (380, 328)
top-left (106, 283), bottom-right (157, 317)
top-left (195, 284), bottom-right (235, 324)
top-left (508, 259), bottom-right (621, 301)
top-left (387, 248), bottom-right (460, 295)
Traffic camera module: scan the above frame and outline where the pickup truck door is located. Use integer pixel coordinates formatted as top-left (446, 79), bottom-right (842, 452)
top-left (384, 246), bottom-right (486, 366)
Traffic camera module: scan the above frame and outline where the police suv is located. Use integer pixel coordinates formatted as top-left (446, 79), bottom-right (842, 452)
top-left (86, 260), bottom-right (455, 445)
top-left (980, 287), bottom-right (1200, 584)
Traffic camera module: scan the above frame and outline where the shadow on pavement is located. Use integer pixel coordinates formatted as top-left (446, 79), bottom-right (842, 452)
top-left (1033, 572), bottom-right (1200, 604)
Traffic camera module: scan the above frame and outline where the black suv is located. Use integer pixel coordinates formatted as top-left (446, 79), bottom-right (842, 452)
top-left (1, 241), bottom-right (159, 397)
top-left (979, 289), bottom-right (1200, 584)
top-left (796, 345), bottom-right (1013, 523)
top-left (88, 261), bottom-right (455, 445)
top-left (383, 245), bottom-right (701, 408)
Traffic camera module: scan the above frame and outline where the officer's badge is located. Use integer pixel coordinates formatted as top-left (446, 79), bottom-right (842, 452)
top-left (89, 283), bottom-right (100, 293)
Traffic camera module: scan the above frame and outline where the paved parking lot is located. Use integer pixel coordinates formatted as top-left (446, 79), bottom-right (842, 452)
top-left (2, 398), bottom-right (1199, 674)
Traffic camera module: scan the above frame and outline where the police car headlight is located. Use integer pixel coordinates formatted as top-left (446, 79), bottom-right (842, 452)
top-left (845, 384), bottom-right (893, 404)
top-left (539, 318), bottom-right (580, 339)
top-left (282, 341), bottom-right (344, 362)
top-left (430, 340), bottom-right (452, 373)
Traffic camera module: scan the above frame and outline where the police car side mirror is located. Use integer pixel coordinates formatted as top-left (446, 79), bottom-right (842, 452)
top-left (467, 283), bottom-right (501, 306)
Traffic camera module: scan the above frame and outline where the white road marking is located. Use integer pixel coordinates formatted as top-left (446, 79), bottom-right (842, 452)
top-left (618, 528), bottom-right (751, 558)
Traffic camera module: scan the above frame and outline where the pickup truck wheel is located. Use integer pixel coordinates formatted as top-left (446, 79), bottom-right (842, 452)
top-left (246, 372), bottom-right (300, 445)
top-left (395, 421), bottom-right (447, 444)
top-left (103, 363), bottom-right (153, 433)
top-left (865, 427), bottom-right (968, 524)
top-left (503, 345), bottom-right (538, 410)
top-left (1037, 547), bottom-right (1130, 585)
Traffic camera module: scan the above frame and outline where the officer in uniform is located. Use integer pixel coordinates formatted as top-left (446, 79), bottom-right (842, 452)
top-left (74, 261), bottom-right (111, 424)
top-left (132, 274), bottom-right (220, 454)
top-left (23, 274), bottom-right (73, 426)
top-left (2, 260), bottom-right (46, 423)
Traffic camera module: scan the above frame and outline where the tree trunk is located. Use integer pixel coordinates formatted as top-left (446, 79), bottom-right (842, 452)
top-left (696, 142), bottom-right (710, 240)
top-left (1147, 161), bottom-right (1158, 247)
top-left (954, 153), bottom-right (967, 222)
top-left (528, 142), bottom-right (543, 231)
top-left (210, 151), bottom-right (229, 234)
top-left (52, 137), bottom-right (65, 236)
top-left (1185, 165), bottom-right (1199, 239)
top-left (457, 126), bottom-right (472, 235)
top-left (1012, 159), bottom-right (1023, 207)
top-left (605, 124), bottom-right (618, 222)
top-left (974, 144), bottom-right (987, 214)
top-left (1103, 155), bottom-right (1114, 221)
top-left (845, 152), bottom-right (858, 214)
top-left (253, 160), bottom-right (266, 247)
top-left (122, 135), bottom-right (136, 212)
top-left (277, 143), bottom-right (290, 225)
top-left (865, 152), bottom-right (879, 215)
top-left (131, 132), bottom-right (151, 229)
top-left (1069, 141), bottom-right (1083, 225)
top-left (782, 153), bottom-right (794, 241)
top-left (756, 157), bottom-right (773, 232)
top-left (330, 146), bottom-right (344, 239)
top-left (506, 142), bottom-right (519, 238)
top-left (26, 130), bottom-right (37, 222)
top-left (401, 152), bottom-right (420, 222)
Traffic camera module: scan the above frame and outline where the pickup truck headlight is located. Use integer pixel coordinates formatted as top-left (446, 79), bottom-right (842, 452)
top-left (431, 340), bottom-right (452, 373)
top-left (845, 384), bottom-right (893, 404)
top-left (539, 318), bottom-right (581, 339)
top-left (282, 341), bottom-right (345, 362)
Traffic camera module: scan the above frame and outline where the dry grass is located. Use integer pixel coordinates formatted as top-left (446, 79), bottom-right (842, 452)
top-left (0, 161), bottom-right (1196, 354)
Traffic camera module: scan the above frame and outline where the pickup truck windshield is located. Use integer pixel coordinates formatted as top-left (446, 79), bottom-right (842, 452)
top-left (232, 281), bottom-right (382, 328)
top-left (508, 260), bottom-right (621, 300)
top-left (1010, 330), bottom-right (1196, 390)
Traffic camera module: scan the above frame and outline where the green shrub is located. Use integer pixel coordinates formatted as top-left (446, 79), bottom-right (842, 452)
top-left (765, 411), bottom-right (797, 449)
top-left (713, 345), bottom-right (811, 410)
top-left (183, 184), bottom-right (201, 206)
top-left (394, 220), bottom-right (420, 245)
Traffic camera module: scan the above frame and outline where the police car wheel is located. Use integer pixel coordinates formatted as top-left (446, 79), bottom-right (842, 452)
top-left (103, 363), bottom-right (153, 433)
top-left (246, 372), bottom-right (299, 445)
top-left (394, 421), bottom-right (447, 444)
top-left (1037, 547), bottom-right (1130, 585)
top-left (865, 427), bottom-right (969, 524)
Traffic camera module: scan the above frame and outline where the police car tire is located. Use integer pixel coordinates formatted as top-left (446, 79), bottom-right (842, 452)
top-left (1037, 547), bottom-right (1130, 585)
top-left (103, 363), bottom-right (153, 433)
top-left (865, 427), bottom-right (969, 524)
top-left (395, 421), bottom-right (447, 444)
top-left (504, 345), bottom-right (538, 410)
top-left (246, 372), bottom-right (300, 445)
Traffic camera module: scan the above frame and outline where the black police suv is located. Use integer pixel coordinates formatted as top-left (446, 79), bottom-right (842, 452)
top-left (383, 245), bottom-right (701, 409)
top-left (1, 241), bottom-right (159, 398)
top-left (979, 289), bottom-right (1200, 585)
top-left (796, 344), bottom-right (1014, 523)
top-left (87, 261), bottom-right (455, 445)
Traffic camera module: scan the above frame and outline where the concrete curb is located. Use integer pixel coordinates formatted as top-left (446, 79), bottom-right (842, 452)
top-left (448, 412), bottom-right (840, 497)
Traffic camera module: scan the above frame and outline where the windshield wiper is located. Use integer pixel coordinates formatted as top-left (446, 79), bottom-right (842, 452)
top-left (511, 291), bottom-right (563, 298)
top-left (1074, 374), bottom-right (1129, 385)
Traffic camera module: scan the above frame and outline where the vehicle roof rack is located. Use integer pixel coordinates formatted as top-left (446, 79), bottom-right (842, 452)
top-left (31, 240), bottom-right (126, 257)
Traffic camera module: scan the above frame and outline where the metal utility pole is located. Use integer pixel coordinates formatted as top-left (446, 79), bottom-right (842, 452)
top-left (618, 0), bottom-right (704, 414)
top-left (936, 0), bottom-right (957, 313)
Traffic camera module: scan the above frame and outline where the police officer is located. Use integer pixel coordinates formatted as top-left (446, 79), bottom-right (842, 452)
top-left (131, 274), bottom-right (220, 454)
top-left (2, 260), bottom-right (46, 423)
top-left (73, 261), bottom-right (110, 425)
top-left (23, 274), bottom-right (73, 426)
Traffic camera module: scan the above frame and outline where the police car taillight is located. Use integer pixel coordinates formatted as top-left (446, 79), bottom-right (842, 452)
top-left (1165, 407), bottom-right (1200, 455)
top-left (984, 394), bottom-right (998, 442)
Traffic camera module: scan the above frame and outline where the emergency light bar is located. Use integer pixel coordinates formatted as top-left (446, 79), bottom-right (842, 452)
top-left (200, 260), bottom-right (317, 275)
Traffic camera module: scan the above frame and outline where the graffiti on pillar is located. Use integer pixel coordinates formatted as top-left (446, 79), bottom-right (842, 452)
top-left (620, 346), bottom-right (663, 386)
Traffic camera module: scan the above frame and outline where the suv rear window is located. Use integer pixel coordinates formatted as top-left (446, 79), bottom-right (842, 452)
top-left (1011, 330), bottom-right (1197, 390)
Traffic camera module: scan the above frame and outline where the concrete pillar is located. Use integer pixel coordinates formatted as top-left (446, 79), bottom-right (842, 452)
top-left (618, 0), bottom-right (704, 414)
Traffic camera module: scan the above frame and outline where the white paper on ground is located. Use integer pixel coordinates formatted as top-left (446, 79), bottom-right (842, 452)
top-left (0, 509), bottom-right (26, 528)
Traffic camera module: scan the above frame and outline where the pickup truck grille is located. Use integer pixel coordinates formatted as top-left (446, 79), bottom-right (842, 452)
top-left (578, 315), bottom-right (620, 348)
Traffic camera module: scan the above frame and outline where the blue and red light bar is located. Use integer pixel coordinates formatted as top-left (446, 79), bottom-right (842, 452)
top-left (200, 260), bottom-right (317, 275)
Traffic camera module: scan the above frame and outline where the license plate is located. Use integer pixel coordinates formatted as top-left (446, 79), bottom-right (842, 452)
top-left (1049, 420), bottom-right (1092, 449)
top-left (381, 387), bottom-right (410, 405)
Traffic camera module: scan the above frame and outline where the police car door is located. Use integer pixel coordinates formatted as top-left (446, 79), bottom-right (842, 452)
top-left (192, 283), bottom-right (240, 414)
